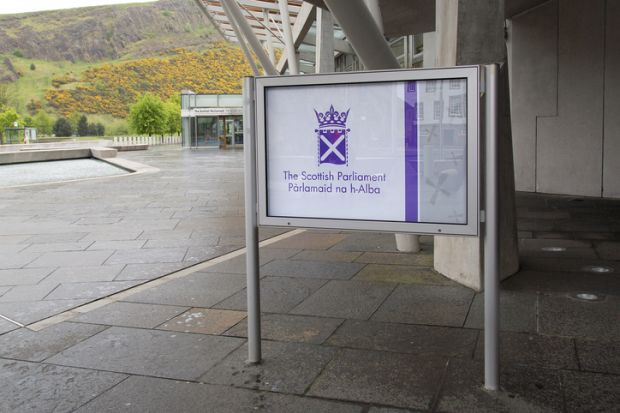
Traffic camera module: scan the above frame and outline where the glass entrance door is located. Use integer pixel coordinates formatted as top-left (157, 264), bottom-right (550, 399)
top-left (193, 117), bottom-right (219, 147)
top-left (224, 116), bottom-right (243, 147)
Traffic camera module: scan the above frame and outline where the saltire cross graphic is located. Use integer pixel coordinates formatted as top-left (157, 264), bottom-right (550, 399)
top-left (314, 105), bottom-right (350, 166)
top-left (319, 132), bottom-right (346, 164)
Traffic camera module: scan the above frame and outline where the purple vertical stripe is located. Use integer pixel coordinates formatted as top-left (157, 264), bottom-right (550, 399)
top-left (404, 81), bottom-right (418, 222)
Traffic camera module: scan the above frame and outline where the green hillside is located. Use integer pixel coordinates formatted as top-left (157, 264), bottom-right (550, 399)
top-left (0, 0), bottom-right (232, 135)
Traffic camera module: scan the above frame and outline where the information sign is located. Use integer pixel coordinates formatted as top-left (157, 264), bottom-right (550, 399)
top-left (254, 67), bottom-right (479, 235)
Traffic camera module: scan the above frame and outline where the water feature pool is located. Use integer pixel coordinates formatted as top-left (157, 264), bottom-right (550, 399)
top-left (0, 158), bottom-right (129, 187)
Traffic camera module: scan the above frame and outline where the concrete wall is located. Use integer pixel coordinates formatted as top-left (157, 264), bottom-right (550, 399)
top-left (509, 0), bottom-right (620, 198)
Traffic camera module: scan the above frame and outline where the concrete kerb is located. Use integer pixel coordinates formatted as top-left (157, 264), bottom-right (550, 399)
top-left (26, 228), bottom-right (307, 332)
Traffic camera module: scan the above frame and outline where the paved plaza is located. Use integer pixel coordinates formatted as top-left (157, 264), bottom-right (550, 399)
top-left (0, 146), bottom-right (619, 412)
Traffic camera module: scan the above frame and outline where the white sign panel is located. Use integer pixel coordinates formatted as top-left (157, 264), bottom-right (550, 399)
top-left (255, 67), bottom-right (479, 235)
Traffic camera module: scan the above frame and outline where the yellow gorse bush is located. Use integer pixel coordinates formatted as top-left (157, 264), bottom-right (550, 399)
top-left (45, 43), bottom-right (254, 118)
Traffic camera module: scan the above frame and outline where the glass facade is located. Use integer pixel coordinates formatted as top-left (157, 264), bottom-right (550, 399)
top-left (181, 92), bottom-right (243, 149)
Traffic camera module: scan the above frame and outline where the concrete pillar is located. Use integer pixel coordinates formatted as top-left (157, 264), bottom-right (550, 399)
top-left (315, 8), bottom-right (335, 73)
top-left (433, 0), bottom-right (519, 291)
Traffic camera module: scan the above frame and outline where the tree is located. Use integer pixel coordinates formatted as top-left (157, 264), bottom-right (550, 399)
top-left (77, 115), bottom-right (89, 136)
top-left (32, 111), bottom-right (54, 135)
top-left (164, 95), bottom-right (181, 135)
top-left (53, 117), bottom-right (73, 137)
top-left (30, 63), bottom-right (36, 71)
top-left (68, 112), bottom-right (82, 132)
top-left (87, 122), bottom-right (105, 137)
top-left (128, 93), bottom-right (166, 136)
top-left (0, 108), bottom-right (22, 140)
top-left (96, 123), bottom-right (105, 136)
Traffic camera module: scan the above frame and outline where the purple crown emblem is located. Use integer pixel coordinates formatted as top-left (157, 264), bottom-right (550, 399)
top-left (314, 105), bottom-right (350, 129)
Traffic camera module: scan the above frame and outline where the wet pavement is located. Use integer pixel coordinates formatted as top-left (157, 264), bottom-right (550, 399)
top-left (1, 146), bottom-right (619, 412)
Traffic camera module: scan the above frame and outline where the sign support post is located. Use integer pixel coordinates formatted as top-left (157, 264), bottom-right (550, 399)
top-left (483, 63), bottom-right (499, 390)
top-left (243, 76), bottom-right (262, 363)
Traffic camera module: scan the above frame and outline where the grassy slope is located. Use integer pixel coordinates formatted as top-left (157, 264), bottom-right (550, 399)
top-left (1, 0), bottom-right (221, 134)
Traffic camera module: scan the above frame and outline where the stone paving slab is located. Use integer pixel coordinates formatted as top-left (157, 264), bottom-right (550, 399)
top-left (0, 244), bottom-right (29, 254)
top-left (0, 267), bottom-right (55, 286)
top-left (326, 320), bottom-right (478, 358)
top-left (158, 308), bottom-right (247, 335)
top-left (44, 280), bottom-right (142, 300)
top-left (354, 251), bottom-right (434, 266)
top-left (201, 340), bottom-right (337, 394)
top-left (224, 313), bottom-right (343, 344)
top-left (142, 236), bottom-right (220, 249)
top-left (265, 232), bottom-right (347, 250)
top-left (520, 256), bottom-right (617, 273)
top-left (502, 269), bottom-right (620, 296)
top-left (474, 331), bottom-right (577, 370)
top-left (72, 302), bottom-right (189, 329)
top-left (261, 259), bottom-right (365, 280)
top-left (114, 262), bottom-right (189, 281)
top-left (104, 247), bottom-right (188, 265)
top-left (0, 358), bottom-right (127, 413)
top-left (330, 232), bottom-right (400, 252)
top-left (44, 264), bottom-right (125, 284)
top-left (47, 326), bottom-right (245, 381)
top-left (23, 232), bottom-right (88, 244)
top-left (291, 280), bottom-right (396, 320)
top-left (0, 251), bottom-right (41, 269)
top-left (125, 271), bottom-right (246, 308)
top-left (27, 250), bottom-right (114, 268)
top-left (290, 249), bottom-right (363, 262)
top-left (0, 322), bottom-right (106, 362)
top-left (76, 376), bottom-right (363, 413)
top-left (371, 284), bottom-right (474, 327)
top-left (353, 264), bottom-right (455, 285)
top-left (214, 276), bottom-right (327, 313)
top-left (87, 240), bottom-right (146, 250)
top-left (595, 241), bottom-right (620, 260)
top-left (464, 291), bottom-right (537, 333)
top-left (204, 248), bottom-right (301, 274)
top-left (0, 281), bottom-right (60, 302)
top-left (184, 244), bottom-right (243, 263)
top-left (20, 241), bottom-right (94, 253)
top-left (562, 370), bottom-right (620, 413)
top-left (0, 299), bottom-right (89, 325)
top-left (575, 338), bottom-right (620, 374)
top-left (0, 319), bottom-right (19, 334)
top-left (80, 230), bottom-right (143, 242)
top-left (308, 348), bottom-right (446, 409)
top-left (437, 358), bottom-right (564, 413)
top-left (538, 293), bottom-right (620, 340)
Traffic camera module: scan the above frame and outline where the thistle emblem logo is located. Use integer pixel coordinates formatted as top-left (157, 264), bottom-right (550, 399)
top-left (314, 105), bottom-right (350, 166)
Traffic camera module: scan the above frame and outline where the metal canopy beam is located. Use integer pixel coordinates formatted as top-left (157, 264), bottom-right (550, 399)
top-left (221, 0), bottom-right (278, 75)
top-left (323, 0), bottom-right (398, 70)
top-left (275, 3), bottom-right (316, 73)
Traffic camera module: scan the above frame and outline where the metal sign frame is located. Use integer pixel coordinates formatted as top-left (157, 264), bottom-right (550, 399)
top-left (253, 66), bottom-right (480, 236)
top-left (243, 64), bottom-right (500, 391)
